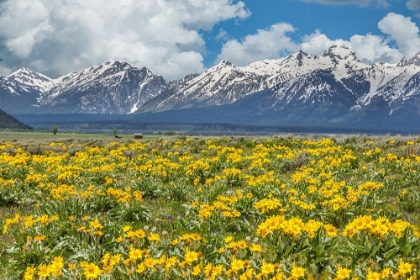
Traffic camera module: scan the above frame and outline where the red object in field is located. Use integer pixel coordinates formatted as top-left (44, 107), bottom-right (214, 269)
top-left (134, 133), bottom-right (143, 139)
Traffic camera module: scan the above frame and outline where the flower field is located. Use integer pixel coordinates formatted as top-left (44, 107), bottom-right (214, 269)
top-left (0, 135), bottom-right (420, 279)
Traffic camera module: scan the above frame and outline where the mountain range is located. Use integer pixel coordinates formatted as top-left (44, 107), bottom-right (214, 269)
top-left (2, 43), bottom-right (420, 130)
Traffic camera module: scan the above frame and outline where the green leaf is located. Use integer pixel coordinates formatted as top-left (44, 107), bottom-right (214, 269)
top-left (401, 245), bottom-right (411, 256)
top-left (314, 256), bottom-right (329, 264)
top-left (354, 244), bottom-right (365, 253)
top-left (204, 248), bottom-right (217, 259)
top-left (384, 247), bottom-right (399, 259)
top-left (336, 248), bottom-right (355, 257)
top-left (267, 244), bottom-right (279, 251)
top-left (285, 244), bottom-right (294, 256)
top-left (313, 228), bottom-right (322, 245)
top-left (385, 236), bottom-right (397, 248)
top-left (315, 245), bottom-right (324, 257)
top-left (155, 250), bottom-right (163, 258)
top-left (298, 247), bottom-right (311, 255)
top-left (371, 244), bottom-right (382, 256)
top-left (173, 247), bottom-right (181, 256)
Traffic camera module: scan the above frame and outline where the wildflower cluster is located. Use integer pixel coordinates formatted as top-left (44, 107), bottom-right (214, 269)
top-left (0, 136), bottom-right (419, 279)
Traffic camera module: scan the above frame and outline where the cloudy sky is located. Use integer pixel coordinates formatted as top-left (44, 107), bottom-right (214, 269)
top-left (1, 0), bottom-right (420, 81)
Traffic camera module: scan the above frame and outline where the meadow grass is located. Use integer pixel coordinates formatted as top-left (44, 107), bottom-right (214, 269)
top-left (0, 130), bottom-right (162, 142)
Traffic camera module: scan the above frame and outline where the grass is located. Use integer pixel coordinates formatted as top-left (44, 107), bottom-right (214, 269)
top-left (0, 130), bottom-right (162, 143)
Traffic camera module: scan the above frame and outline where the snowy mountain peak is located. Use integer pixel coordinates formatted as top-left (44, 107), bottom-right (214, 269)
top-left (52, 60), bottom-right (139, 89)
top-left (84, 60), bottom-right (132, 75)
top-left (284, 50), bottom-right (314, 67)
top-left (407, 52), bottom-right (420, 66)
top-left (36, 59), bottom-right (167, 114)
top-left (217, 59), bottom-right (234, 67)
top-left (7, 67), bottom-right (50, 81)
top-left (323, 43), bottom-right (359, 62)
top-left (102, 59), bottom-right (131, 68)
top-left (140, 66), bottom-right (155, 76)
top-left (7, 67), bottom-right (31, 77)
top-left (6, 67), bottom-right (54, 93)
top-left (293, 50), bottom-right (310, 58)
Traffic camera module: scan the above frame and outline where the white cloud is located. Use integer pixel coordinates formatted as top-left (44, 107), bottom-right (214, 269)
top-left (299, 0), bottom-right (389, 7)
top-left (301, 30), bottom-right (337, 55)
top-left (0, 63), bottom-right (12, 77)
top-left (216, 29), bottom-right (229, 41)
top-left (350, 34), bottom-right (403, 63)
top-left (216, 23), bottom-right (299, 66)
top-left (1, 0), bottom-right (419, 82)
top-left (407, 0), bottom-right (420, 10)
top-left (0, 0), bottom-right (250, 81)
top-left (301, 26), bottom-right (405, 64)
top-left (378, 13), bottom-right (420, 58)
top-left (217, 12), bottom-right (420, 67)
top-left (295, 29), bottom-right (402, 64)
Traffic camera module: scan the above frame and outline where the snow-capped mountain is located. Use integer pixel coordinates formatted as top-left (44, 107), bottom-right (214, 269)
top-left (37, 60), bottom-right (167, 114)
top-left (6, 68), bottom-right (55, 93)
top-left (0, 68), bottom-right (54, 113)
top-left (141, 43), bottom-right (414, 114)
top-left (138, 43), bottom-right (420, 127)
top-left (0, 61), bottom-right (167, 114)
top-left (2, 43), bottom-right (420, 128)
top-left (142, 59), bottom-right (269, 112)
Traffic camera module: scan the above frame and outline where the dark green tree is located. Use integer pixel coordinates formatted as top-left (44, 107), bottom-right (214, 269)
top-left (52, 126), bottom-right (58, 135)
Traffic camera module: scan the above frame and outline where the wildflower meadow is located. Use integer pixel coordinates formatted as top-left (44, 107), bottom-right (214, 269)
top-left (0, 135), bottom-right (419, 279)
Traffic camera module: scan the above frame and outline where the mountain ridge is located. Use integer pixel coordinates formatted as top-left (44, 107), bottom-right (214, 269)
top-left (0, 108), bottom-right (33, 130)
top-left (2, 44), bottom-right (420, 129)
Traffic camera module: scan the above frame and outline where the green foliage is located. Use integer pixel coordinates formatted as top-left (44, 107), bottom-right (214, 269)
top-left (0, 108), bottom-right (32, 130)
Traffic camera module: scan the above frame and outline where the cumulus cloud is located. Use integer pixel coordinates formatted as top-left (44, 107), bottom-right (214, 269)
top-left (301, 30), bottom-right (337, 55)
top-left (378, 13), bottom-right (420, 58)
top-left (216, 23), bottom-right (299, 66)
top-left (302, 31), bottom-right (403, 64)
top-left (299, 0), bottom-right (389, 7)
top-left (0, 0), bottom-right (250, 81)
top-left (350, 34), bottom-right (403, 63)
top-left (1, 0), bottom-right (419, 81)
top-left (300, 25), bottom-right (406, 64)
top-left (300, 14), bottom-right (420, 63)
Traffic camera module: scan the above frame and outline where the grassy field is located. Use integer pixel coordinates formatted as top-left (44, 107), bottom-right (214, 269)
top-left (0, 134), bottom-right (419, 279)
top-left (0, 130), bottom-right (162, 143)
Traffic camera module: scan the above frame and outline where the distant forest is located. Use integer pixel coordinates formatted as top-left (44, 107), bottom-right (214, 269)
top-left (14, 114), bottom-right (418, 135)
top-left (0, 109), bottom-right (33, 130)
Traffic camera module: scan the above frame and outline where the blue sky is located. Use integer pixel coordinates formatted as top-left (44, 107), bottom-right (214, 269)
top-left (229, 1), bottom-right (412, 39)
top-left (0, 0), bottom-right (420, 81)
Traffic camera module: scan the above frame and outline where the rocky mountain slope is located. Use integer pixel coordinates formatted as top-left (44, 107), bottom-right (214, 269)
top-left (2, 43), bottom-right (420, 128)
top-left (38, 61), bottom-right (167, 114)
top-left (0, 68), bottom-right (54, 114)
top-left (0, 61), bottom-right (167, 114)
top-left (139, 44), bottom-right (420, 123)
